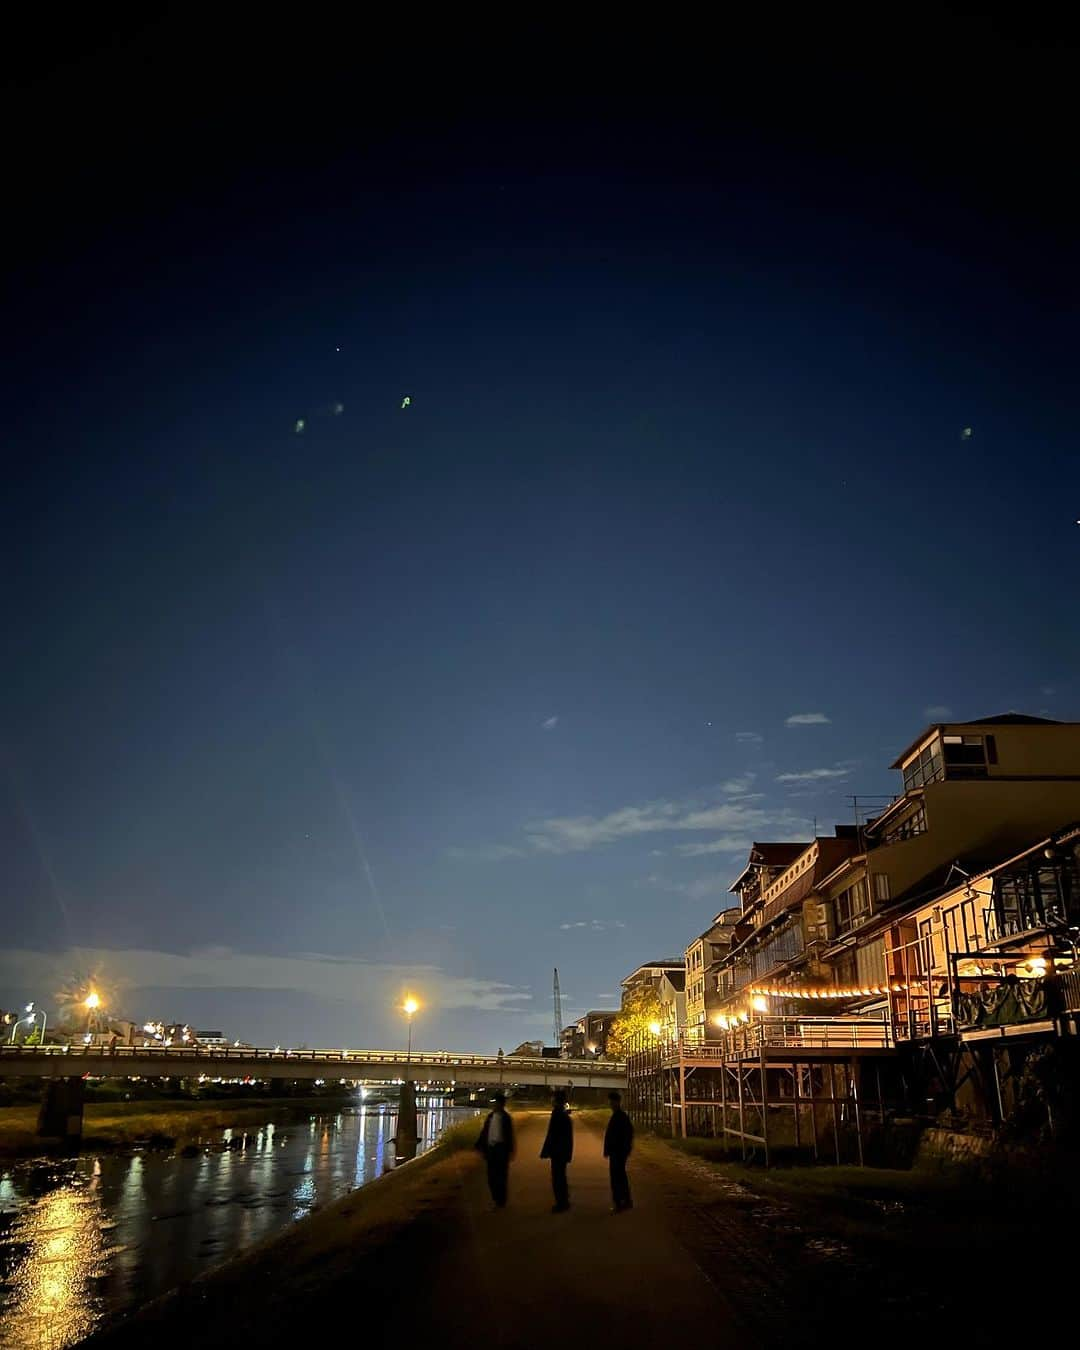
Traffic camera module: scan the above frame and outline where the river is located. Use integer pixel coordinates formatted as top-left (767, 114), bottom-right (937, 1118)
top-left (0, 1098), bottom-right (478, 1349)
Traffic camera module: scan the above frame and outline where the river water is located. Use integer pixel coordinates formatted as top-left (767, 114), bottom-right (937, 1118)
top-left (0, 1099), bottom-right (478, 1349)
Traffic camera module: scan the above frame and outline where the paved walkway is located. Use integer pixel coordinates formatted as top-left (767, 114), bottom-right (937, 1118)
top-left (426, 1113), bottom-right (737, 1346)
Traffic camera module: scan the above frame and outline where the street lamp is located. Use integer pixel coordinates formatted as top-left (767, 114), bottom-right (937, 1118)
top-left (10, 1001), bottom-right (48, 1045)
top-left (648, 1021), bottom-right (662, 1037)
top-left (84, 991), bottom-right (100, 1036)
top-left (402, 997), bottom-right (419, 1062)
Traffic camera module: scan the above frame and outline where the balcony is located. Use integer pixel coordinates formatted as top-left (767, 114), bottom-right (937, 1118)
top-left (663, 1014), bottom-right (895, 1064)
top-left (955, 970), bottom-right (1080, 1035)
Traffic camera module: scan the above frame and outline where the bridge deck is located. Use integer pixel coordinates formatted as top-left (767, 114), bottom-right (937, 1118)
top-left (0, 1045), bottom-right (627, 1090)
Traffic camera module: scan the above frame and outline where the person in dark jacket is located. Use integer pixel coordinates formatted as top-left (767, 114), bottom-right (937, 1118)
top-left (540, 1089), bottom-right (573, 1212)
top-left (475, 1091), bottom-right (515, 1208)
top-left (603, 1089), bottom-right (634, 1212)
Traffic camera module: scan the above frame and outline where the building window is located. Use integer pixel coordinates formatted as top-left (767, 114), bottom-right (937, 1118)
top-left (749, 923), bottom-right (805, 980)
top-left (856, 939), bottom-right (886, 987)
top-left (834, 879), bottom-right (870, 935)
top-left (902, 740), bottom-right (943, 792)
top-left (941, 734), bottom-right (991, 780)
top-left (880, 804), bottom-right (927, 845)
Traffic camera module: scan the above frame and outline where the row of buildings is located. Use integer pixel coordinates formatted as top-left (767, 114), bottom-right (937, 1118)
top-left (590, 713), bottom-right (1080, 1155)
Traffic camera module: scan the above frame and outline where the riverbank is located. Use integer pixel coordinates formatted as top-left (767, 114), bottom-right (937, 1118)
top-left (80, 1115), bottom-right (482, 1348)
top-left (78, 1109), bottom-right (1075, 1349)
top-left (0, 1095), bottom-right (356, 1154)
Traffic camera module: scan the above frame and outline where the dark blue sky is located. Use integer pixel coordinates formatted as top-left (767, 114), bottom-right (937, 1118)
top-left (4, 12), bottom-right (1077, 1047)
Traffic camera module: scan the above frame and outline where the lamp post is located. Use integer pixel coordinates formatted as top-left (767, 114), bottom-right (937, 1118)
top-left (84, 991), bottom-right (100, 1038)
top-left (10, 1002), bottom-right (48, 1045)
top-left (402, 997), bottom-right (419, 1063)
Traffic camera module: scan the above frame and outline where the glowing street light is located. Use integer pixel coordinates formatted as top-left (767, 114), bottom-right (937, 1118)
top-left (648, 1021), bottom-right (662, 1037)
top-left (9, 1000), bottom-right (47, 1045)
top-left (402, 996), bottom-right (420, 1062)
top-left (84, 990), bottom-right (101, 1036)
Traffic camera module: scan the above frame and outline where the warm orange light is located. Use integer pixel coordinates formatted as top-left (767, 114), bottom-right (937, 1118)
top-left (648, 1021), bottom-right (662, 1036)
top-left (83, 992), bottom-right (100, 1010)
top-left (402, 997), bottom-right (419, 1017)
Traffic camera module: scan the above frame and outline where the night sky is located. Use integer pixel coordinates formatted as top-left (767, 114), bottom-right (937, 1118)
top-left (4, 12), bottom-right (1078, 1049)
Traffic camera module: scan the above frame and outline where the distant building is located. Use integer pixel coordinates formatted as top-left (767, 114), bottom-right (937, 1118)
top-left (620, 959), bottom-right (685, 1008)
top-left (684, 908), bottom-right (741, 1040)
top-left (560, 1021), bottom-right (585, 1058)
top-left (581, 1010), bottom-right (620, 1056)
top-left (508, 1040), bottom-right (545, 1057)
top-left (657, 968), bottom-right (686, 1034)
top-left (196, 1031), bottom-right (229, 1046)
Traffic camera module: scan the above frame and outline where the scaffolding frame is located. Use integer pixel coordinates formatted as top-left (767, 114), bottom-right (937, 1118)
top-left (627, 1027), bottom-right (890, 1165)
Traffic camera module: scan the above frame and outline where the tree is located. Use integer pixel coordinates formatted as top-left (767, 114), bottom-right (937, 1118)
top-left (23, 1026), bottom-right (42, 1046)
top-left (605, 987), bottom-right (663, 1059)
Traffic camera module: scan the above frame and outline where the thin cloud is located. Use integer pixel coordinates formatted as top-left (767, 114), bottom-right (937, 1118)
top-left (674, 837), bottom-right (755, 857)
top-left (719, 774), bottom-right (756, 795)
top-left (558, 919), bottom-right (626, 932)
top-left (735, 731), bottom-right (763, 743)
top-left (541, 715), bottom-right (559, 730)
top-left (776, 766), bottom-right (851, 784)
top-left (923, 705), bottom-right (952, 719)
top-left (785, 712), bottom-right (830, 726)
top-left (644, 873), bottom-right (731, 902)
top-left (456, 792), bottom-right (811, 859)
top-left (524, 797), bottom-right (792, 855)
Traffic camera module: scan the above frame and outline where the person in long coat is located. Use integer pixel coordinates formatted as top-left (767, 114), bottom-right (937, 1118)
top-left (603, 1089), bottom-right (634, 1212)
top-left (475, 1091), bottom-right (515, 1208)
top-left (540, 1089), bottom-right (573, 1212)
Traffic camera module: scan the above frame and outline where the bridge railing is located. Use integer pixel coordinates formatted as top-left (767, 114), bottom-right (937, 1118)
top-left (0, 1044), bottom-right (626, 1075)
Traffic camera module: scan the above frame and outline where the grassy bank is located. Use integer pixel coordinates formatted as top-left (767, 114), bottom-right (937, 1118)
top-left (658, 1133), bottom-right (1080, 1251)
top-left (83, 1115), bottom-right (481, 1348)
top-left (0, 1095), bottom-right (356, 1155)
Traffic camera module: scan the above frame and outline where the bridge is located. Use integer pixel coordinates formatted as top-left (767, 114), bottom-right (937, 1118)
top-left (0, 1044), bottom-right (627, 1145)
top-left (0, 1044), bottom-right (626, 1090)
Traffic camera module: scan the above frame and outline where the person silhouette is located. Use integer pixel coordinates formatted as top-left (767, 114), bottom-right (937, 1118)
top-left (540, 1089), bottom-right (573, 1212)
top-left (475, 1091), bottom-right (515, 1208)
top-left (603, 1089), bottom-right (634, 1212)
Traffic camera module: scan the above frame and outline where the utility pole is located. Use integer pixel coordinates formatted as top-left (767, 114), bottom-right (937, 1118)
top-left (553, 968), bottom-right (563, 1049)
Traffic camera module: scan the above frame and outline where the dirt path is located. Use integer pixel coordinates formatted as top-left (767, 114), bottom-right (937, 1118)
top-left (426, 1113), bottom-right (737, 1346)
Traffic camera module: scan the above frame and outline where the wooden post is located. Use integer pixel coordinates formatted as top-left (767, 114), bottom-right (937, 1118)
top-left (809, 1064), bottom-right (819, 1162)
top-left (737, 1062), bottom-right (746, 1160)
top-left (679, 1043), bottom-right (687, 1139)
top-left (760, 1050), bottom-right (770, 1167)
top-left (851, 1060), bottom-right (864, 1166)
top-left (395, 1078), bottom-right (418, 1163)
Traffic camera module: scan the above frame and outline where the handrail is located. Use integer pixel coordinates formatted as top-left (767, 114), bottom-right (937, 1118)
top-left (0, 1044), bottom-right (626, 1073)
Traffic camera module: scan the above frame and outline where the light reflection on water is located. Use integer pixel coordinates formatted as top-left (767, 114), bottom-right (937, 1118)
top-left (0, 1101), bottom-right (477, 1350)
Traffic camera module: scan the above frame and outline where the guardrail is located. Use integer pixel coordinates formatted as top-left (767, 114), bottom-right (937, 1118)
top-left (0, 1044), bottom-right (626, 1074)
top-left (662, 1015), bottom-right (894, 1061)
